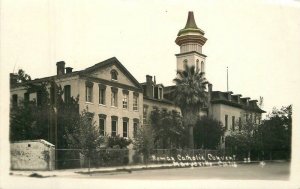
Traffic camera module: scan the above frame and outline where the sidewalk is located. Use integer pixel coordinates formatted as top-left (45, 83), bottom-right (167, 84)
top-left (10, 160), bottom-right (286, 178)
top-left (10, 163), bottom-right (175, 178)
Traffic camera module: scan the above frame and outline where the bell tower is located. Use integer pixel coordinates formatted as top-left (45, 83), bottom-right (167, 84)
top-left (175, 12), bottom-right (207, 72)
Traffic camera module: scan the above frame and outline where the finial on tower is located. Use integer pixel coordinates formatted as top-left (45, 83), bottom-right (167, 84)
top-left (184, 11), bottom-right (199, 29)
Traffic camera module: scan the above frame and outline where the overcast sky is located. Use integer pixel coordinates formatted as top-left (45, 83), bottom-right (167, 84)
top-left (1, 0), bottom-right (300, 114)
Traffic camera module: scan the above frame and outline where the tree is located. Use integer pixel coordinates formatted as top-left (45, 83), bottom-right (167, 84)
top-left (173, 64), bottom-right (208, 148)
top-left (133, 126), bottom-right (154, 163)
top-left (225, 111), bottom-right (260, 160)
top-left (65, 109), bottom-right (103, 159)
top-left (107, 135), bottom-right (132, 149)
top-left (258, 105), bottom-right (292, 160)
top-left (10, 82), bottom-right (51, 142)
top-left (150, 108), bottom-right (185, 148)
top-left (194, 116), bottom-right (224, 149)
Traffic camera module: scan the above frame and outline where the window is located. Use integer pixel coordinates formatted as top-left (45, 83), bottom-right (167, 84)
top-left (232, 116), bottom-right (235, 131)
top-left (99, 85), bottom-right (106, 105)
top-left (225, 115), bottom-right (228, 130)
top-left (158, 87), bottom-right (163, 99)
top-left (99, 118), bottom-right (105, 136)
top-left (122, 90), bottom-right (128, 109)
top-left (123, 121), bottom-right (128, 138)
top-left (143, 105), bottom-right (148, 124)
top-left (111, 118), bottom-right (117, 136)
top-left (201, 61), bottom-right (204, 72)
top-left (12, 94), bottom-right (18, 107)
top-left (85, 82), bottom-right (93, 102)
top-left (111, 87), bottom-right (118, 107)
top-left (111, 70), bottom-right (118, 81)
top-left (64, 85), bottom-right (71, 104)
top-left (37, 90), bottom-right (42, 106)
top-left (24, 92), bottom-right (29, 103)
top-left (196, 59), bottom-right (199, 70)
top-left (154, 86), bottom-right (158, 99)
top-left (133, 94), bottom-right (139, 111)
top-left (183, 59), bottom-right (188, 68)
top-left (239, 117), bottom-right (242, 131)
top-left (133, 119), bottom-right (139, 137)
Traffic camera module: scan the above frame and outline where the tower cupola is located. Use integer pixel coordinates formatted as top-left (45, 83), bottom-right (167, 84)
top-left (175, 12), bottom-right (207, 72)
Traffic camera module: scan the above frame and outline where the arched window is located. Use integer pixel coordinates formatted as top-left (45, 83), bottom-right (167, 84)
top-left (196, 59), bottom-right (199, 70)
top-left (183, 59), bottom-right (188, 68)
top-left (201, 61), bottom-right (204, 72)
top-left (111, 69), bottom-right (118, 81)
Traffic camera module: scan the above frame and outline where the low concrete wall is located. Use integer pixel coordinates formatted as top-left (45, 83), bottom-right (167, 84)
top-left (10, 139), bottom-right (55, 171)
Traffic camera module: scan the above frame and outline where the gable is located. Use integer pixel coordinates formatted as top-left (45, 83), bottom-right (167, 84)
top-left (82, 57), bottom-right (142, 90)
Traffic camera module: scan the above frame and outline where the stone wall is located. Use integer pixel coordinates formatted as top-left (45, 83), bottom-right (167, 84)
top-left (10, 139), bottom-right (55, 171)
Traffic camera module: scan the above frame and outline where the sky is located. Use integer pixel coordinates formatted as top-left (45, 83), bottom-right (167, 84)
top-left (1, 0), bottom-right (300, 115)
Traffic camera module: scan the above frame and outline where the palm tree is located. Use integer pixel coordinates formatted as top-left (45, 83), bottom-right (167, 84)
top-left (173, 64), bottom-right (208, 149)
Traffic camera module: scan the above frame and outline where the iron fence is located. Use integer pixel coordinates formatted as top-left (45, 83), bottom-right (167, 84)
top-left (54, 148), bottom-right (290, 169)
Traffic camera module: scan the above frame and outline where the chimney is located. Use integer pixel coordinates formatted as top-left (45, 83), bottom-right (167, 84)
top-left (227, 92), bottom-right (232, 101)
top-left (56, 61), bottom-right (65, 75)
top-left (146, 75), bottom-right (153, 98)
top-left (154, 76), bottom-right (156, 85)
top-left (10, 73), bottom-right (18, 86)
top-left (208, 83), bottom-right (212, 93)
top-left (65, 67), bottom-right (73, 74)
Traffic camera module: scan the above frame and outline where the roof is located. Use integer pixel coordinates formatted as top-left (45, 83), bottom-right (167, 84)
top-left (11, 57), bottom-right (143, 91)
top-left (177, 11), bottom-right (205, 36)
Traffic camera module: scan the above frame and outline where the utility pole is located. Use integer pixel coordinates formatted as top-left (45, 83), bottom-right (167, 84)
top-left (227, 67), bottom-right (229, 92)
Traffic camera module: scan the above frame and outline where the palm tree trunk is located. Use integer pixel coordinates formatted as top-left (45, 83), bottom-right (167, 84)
top-left (188, 125), bottom-right (194, 149)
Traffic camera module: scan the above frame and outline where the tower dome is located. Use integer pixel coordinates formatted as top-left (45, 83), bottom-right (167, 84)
top-left (175, 11), bottom-right (207, 46)
top-left (175, 12), bottom-right (207, 72)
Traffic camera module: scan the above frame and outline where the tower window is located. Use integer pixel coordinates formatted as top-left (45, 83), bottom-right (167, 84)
top-left (201, 61), bottom-right (204, 72)
top-left (196, 59), bottom-right (199, 70)
top-left (183, 59), bottom-right (188, 68)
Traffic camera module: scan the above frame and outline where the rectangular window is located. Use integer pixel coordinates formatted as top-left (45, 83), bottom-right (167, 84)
top-left (111, 88), bottom-right (118, 107)
top-left (122, 93), bottom-right (128, 109)
top-left (158, 88), bottom-right (163, 99)
top-left (239, 117), bottom-right (242, 131)
top-left (99, 88), bottom-right (106, 105)
top-left (123, 121), bottom-right (128, 138)
top-left (225, 115), bottom-right (228, 130)
top-left (99, 118), bottom-right (105, 136)
top-left (133, 122), bottom-right (138, 137)
top-left (12, 94), bottom-right (18, 107)
top-left (133, 95), bottom-right (138, 111)
top-left (64, 85), bottom-right (71, 104)
top-left (232, 116), bottom-right (235, 131)
top-left (111, 120), bottom-right (117, 136)
top-left (85, 85), bottom-right (93, 102)
top-left (37, 91), bottom-right (42, 106)
top-left (24, 92), bottom-right (29, 103)
top-left (143, 105), bottom-right (148, 124)
top-left (154, 87), bottom-right (158, 99)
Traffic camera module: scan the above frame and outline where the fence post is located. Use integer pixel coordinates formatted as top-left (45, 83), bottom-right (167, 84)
top-left (88, 156), bottom-right (90, 174)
